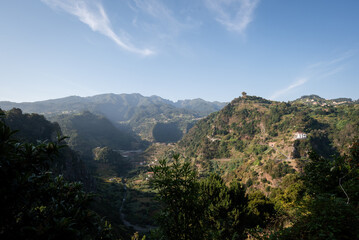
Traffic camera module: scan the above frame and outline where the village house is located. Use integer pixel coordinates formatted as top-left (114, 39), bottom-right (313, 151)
top-left (294, 132), bottom-right (307, 139)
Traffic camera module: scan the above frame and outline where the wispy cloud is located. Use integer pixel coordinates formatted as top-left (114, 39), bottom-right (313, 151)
top-left (126, 0), bottom-right (201, 56)
top-left (270, 78), bottom-right (308, 100)
top-left (205, 0), bottom-right (260, 34)
top-left (130, 0), bottom-right (198, 40)
top-left (132, 0), bottom-right (178, 25)
top-left (42, 0), bottom-right (154, 56)
top-left (270, 51), bottom-right (355, 100)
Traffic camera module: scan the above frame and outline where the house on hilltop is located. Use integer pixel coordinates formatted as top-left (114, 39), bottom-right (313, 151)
top-left (294, 132), bottom-right (307, 139)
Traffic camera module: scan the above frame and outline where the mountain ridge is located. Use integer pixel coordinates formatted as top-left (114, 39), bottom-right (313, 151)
top-left (0, 93), bottom-right (227, 115)
top-left (0, 93), bottom-right (228, 143)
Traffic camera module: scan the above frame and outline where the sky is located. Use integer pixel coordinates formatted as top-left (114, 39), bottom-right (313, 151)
top-left (1, 0), bottom-right (359, 103)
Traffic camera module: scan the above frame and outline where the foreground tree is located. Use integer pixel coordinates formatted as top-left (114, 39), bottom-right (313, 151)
top-left (0, 113), bottom-right (113, 239)
top-left (270, 141), bottom-right (359, 240)
top-left (199, 174), bottom-right (250, 239)
top-left (150, 155), bottom-right (275, 240)
top-left (150, 154), bottom-right (203, 240)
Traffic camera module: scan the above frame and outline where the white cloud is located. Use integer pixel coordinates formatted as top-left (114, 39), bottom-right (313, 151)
top-left (130, 0), bottom-right (197, 39)
top-left (270, 51), bottom-right (355, 100)
top-left (125, 0), bottom-right (202, 56)
top-left (42, 0), bottom-right (154, 56)
top-left (205, 0), bottom-right (260, 34)
top-left (270, 78), bottom-right (308, 100)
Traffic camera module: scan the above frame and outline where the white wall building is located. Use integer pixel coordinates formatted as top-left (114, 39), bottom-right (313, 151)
top-left (294, 132), bottom-right (307, 139)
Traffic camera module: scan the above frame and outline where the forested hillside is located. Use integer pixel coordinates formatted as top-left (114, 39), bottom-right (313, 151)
top-left (151, 94), bottom-right (359, 239)
top-left (2, 108), bottom-right (95, 187)
top-left (51, 111), bottom-right (143, 157)
top-left (2, 94), bottom-right (359, 239)
top-left (178, 94), bottom-right (359, 191)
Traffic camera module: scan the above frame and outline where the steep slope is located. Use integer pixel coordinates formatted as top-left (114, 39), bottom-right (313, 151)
top-left (51, 111), bottom-right (143, 157)
top-left (126, 103), bottom-right (198, 142)
top-left (1, 108), bottom-right (94, 188)
top-left (178, 95), bottom-right (359, 191)
top-left (3, 108), bottom-right (61, 143)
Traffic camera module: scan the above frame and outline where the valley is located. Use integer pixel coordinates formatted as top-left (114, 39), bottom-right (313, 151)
top-left (1, 93), bottom-right (359, 239)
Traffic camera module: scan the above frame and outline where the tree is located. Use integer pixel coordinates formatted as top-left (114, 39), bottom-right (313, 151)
top-left (199, 175), bottom-right (252, 240)
top-left (150, 154), bottom-right (202, 240)
top-left (0, 113), bottom-right (114, 239)
top-left (150, 155), bottom-right (274, 240)
top-left (271, 141), bottom-right (359, 240)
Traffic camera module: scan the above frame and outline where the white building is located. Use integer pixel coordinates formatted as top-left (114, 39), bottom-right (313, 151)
top-left (294, 132), bottom-right (307, 139)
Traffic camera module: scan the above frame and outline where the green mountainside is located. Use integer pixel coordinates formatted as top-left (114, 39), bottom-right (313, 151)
top-left (0, 93), bottom-right (226, 142)
top-left (178, 95), bottom-right (359, 191)
top-left (1, 93), bottom-right (359, 239)
top-left (51, 111), bottom-right (143, 157)
top-left (3, 108), bottom-right (61, 143)
top-left (0, 108), bottom-right (134, 239)
top-left (1, 108), bottom-right (95, 188)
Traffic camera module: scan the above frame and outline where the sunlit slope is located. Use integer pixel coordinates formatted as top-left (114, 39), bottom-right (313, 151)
top-left (178, 95), bottom-right (359, 190)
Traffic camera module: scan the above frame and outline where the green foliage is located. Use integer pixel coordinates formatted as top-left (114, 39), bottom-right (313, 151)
top-left (4, 108), bottom-right (61, 143)
top-left (150, 155), bottom-right (276, 240)
top-left (131, 231), bottom-right (146, 240)
top-left (263, 161), bottom-right (295, 179)
top-left (152, 122), bottom-right (183, 143)
top-left (273, 197), bottom-right (359, 240)
top-left (174, 98), bottom-right (226, 116)
top-left (150, 154), bottom-right (202, 240)
top-left (53, 111), bottom-right (140, 157)
top-left (2, 108), bottom-right (95, 188)
top-left (247, 191), bottom-right (275, 227)
top-left (302, 152), bottom-right (340, 196)
top-left (92, 146), bottom-right (130, 177)
top-left (0, 116), bottom-right (114, 239)
top-left (270, 174), bottom-right (306, 216)
top-left (199, 174), bottom-right (249, 239)
top-left (93, 146), bottom-right (122, 163)
top-left (270, 141), bottom-right (359, 239)
top-left (180, 95), bottom-right (359, 177)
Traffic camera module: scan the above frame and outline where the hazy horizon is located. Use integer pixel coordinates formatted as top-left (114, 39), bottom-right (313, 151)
top-left (0, 91), bottom-right (357, 104)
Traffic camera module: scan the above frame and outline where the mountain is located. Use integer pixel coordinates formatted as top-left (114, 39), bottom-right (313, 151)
top-left (0, 93), bottom-right (227, 142)
top-left (3, 107), bottom-right (61, 143)
top-left (172, 98), bottom-right (227, 116)
top-left (292, 94), bottom-right (355, 106)
top-left (1, 108), bottom-right (94, 188)
top-left (51, 111), bottom-right (143, 157)
top-left (0, 93), bottom-right (226, 120)
top-left (178, 95), bottom-right (359, 191)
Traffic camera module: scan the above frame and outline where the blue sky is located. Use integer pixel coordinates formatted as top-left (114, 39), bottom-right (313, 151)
top-left (1, 0), bottom-right (358, 103)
